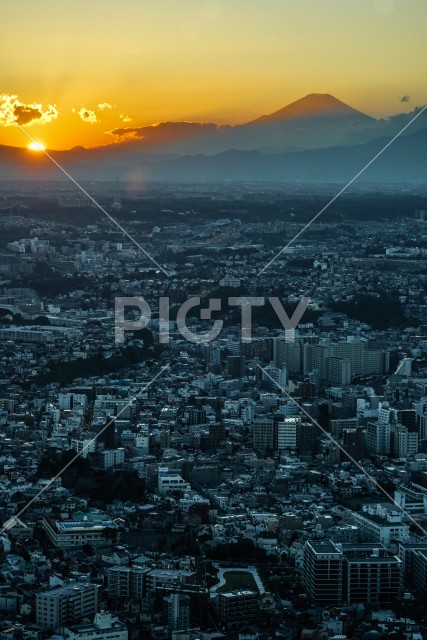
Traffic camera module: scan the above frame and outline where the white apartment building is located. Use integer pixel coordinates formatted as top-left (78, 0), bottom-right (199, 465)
top-left (145, 569), bottom-right (195, 592)
top-left (158, 472), bottom-right (190, 495)
top-left (180, 491), bottom-right (210, 514)
top-left (70, 438), bottom-right (96, 458)
top-left (59, 393), bottom-right (88, 411)
top-left (42, 513), bottom-right (117, 549)
top-left (36, 582), bottom-right (98, 629)
top-left (277, 417), bottom-right (300, 451)
top-left (352, 504), bottom-right (410, 546)
top-left (99, 448), bottom-right (125, 469)
top-left (64, 611), bottom-right (127, 640)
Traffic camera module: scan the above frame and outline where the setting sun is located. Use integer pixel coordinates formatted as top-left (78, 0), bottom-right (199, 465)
top-left (28, 141), bottom-right (45, 151)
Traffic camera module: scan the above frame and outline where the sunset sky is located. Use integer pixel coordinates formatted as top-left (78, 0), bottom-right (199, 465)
top-left (1, 0), bottom-right (426, 150)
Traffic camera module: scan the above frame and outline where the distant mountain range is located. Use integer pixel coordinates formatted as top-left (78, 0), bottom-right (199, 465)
top-left (0, 93), bottom-right (426, 183)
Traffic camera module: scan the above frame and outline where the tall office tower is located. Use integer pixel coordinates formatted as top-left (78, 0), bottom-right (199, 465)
top-left (253, 415), bottom-right (274, 454)
top-left (410, 549), bottom-right (427, 600)
top-left (102, 416), bottom-right (116, 449)
top-left (227, 355), bottom-right (246, 378)
top-left (163, 593), bottom-right (191, 632)
top-left (302, 541), bottom-right (343, 605)
top-left (342, 427), bottom-right (365, 461)
top-left (398, 409), bottom-right (417, 432)
top-left (296, 421), bottom-right (318, 454)
top-left (208, 422), bottom-right (226, 451)
top-left (276, 417), bottom-right (300, 452)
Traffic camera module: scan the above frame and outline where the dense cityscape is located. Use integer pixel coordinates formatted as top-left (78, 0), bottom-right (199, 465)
top-left (0, 181), bottom-right (425, 639)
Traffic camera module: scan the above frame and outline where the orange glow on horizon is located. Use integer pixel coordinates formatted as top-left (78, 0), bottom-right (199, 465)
top-left (28, 142), bottom-right (45, 151)
top-left (0, 0), bottom-right (425, 150)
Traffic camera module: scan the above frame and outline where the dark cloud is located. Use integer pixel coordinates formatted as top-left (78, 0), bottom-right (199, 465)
top-left (109, 121), bottom-right (219, 142)
top-left (13, 105), bottom-right (43, 125)
top-left (0, 94), bottom-right (58, 127)
top-left (110, 127), bottom-right (141, 139)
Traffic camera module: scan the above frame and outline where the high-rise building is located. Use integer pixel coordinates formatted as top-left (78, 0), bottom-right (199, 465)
top-left (253, 415), bottom-right (274, 454)
top-left (298, 378), bottom-right (317, 401)
top-left (163, 593), bottom-right (191, 632)
top-left (276, 417), bottom-right (299, 451)
top-left (397, 541), bottom-right (427, 586)
top-left (273, 338), bottom-right (302, 374)
top-left (398, 409), bottom-right (417, 432)
top-left (205, 344), bottom-right (221, 367)
top-left (303, 541), bottom-right (402, 606)
top-left (327, 357), bottom-right (351, 386)
top-left (366, 404), bottom-right (394, 455)
top-left (134, 423), bottom-right (150, 454)
top-left (342, 544), bottom-right (402, 604)
top-left (342, 427), bottom-right (365, 461)
top-left (415, 399), bottom-right (427, 440)
top-left (218, 590), bottom-right (259, 630)
top-left (208, 422), bottom-right (226, 451)
top-left (108, 566), bottom-right (149, 599)
top-left (412, 549), bottom-right (427, 600)
top-left (102, 416), bottom-right (116, 449)
top-left (391, 426), bottom-right (419, 458)
top-left (261, 362), bottom-right (287, 388)
top-left (303, 343), bottom-right (332, 381)
top-left (297, 421), bottom-right (318, 454)
top-left (157, 585), bottom-right (209, 630)
top-left (302, 541), bottom-right (343, 605)
top-left (227, 355), bottom-right (246, 378)
top-left (302, 341), bottom-right (389, 383)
